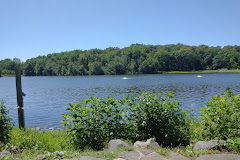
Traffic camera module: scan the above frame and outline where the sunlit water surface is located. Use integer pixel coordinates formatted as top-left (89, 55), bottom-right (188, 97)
top-left (0, 73), bottom-right (239, 128)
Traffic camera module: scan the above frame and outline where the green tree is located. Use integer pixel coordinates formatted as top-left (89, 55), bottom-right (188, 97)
top-left (139, 58), bottom-right (160, 74)
top-left (2, 44), bottom-right (240, 76)
top-left (24, 60), bottom-right (36, 76)
top-left (89, 62), bottom-right (104, 75)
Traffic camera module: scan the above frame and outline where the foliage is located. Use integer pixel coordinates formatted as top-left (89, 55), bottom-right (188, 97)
top-left (199, 88), bottom-right (240, 140)
top-left (0, 100), bottom-right (12, 144)
top-left (0, 58), bottom-right (22, 76)
top-left (227, 138), bottom-right (240, 151)
top-left (1, 44), bottom-right (240, 76)
top-left (62, 93), bottom-right (191, 150)
top-left (1, 89), bottom-right (240, 159)
top-left (7, 127), bottom-right (71, 153)
top-left (62, 97), bottom-right (134, 150)
top-left (128, 93), bottom-right (191, 147)
top-left (189, 120), bottom-right (205, 143)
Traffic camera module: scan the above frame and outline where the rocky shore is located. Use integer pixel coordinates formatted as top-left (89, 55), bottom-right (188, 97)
top-left (1, 138), bottom-right (239, 160)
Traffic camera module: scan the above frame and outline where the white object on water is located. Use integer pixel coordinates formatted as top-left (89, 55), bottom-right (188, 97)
top-left (197, 75), bottom-right (202, 77)
top-left (121, 77), bottom-right (128, 79)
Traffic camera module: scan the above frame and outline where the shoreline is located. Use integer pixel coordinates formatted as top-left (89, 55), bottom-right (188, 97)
top-left (159, 69), bottom-right (240, 74)
top-left (1, 69), bottom-right (240, 77)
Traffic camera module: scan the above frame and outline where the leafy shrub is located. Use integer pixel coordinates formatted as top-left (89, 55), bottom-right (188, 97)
top-left (0, 100), bottom-right (12, 144)
top-left (62, 97), bottom-right (133, 150)
top-left (227, 138), bottom-right (240, 151)
top-left (63, 93), bottom-right (191, 150)
top-left (189, 120), bottom-right (205, 143)
top-left (128, 93), bottom-right (191, 147)
top-left (199, 88), bottom-right (240, 140)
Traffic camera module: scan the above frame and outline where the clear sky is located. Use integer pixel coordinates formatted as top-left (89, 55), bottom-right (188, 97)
top-left (1, 0), bottom-right (240, 61)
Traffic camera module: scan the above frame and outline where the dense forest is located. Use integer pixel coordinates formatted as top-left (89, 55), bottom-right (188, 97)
top-left (1, 44), bottom-right (240, 76)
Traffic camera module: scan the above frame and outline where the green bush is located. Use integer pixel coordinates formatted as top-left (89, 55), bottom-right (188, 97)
top-left (199, 88), bottom-right (240, 140)
top-left (128, 93), bottom-right (191, 147)
top-left (227, 138), bottom-right (240, 151)
top-left (0, 100), bottom-right (12, 144)
top-left (63, 93), bottom-right (191, 150)
top-left (62, 97), bottom-right (134, 150)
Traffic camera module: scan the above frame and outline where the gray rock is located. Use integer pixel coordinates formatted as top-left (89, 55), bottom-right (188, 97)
top-left (119, 150), bottom-right (140, 160)
top-left (134, 138), bottom-right (160, 149)
top-left (108, 139), bottom-right (130, 150)
top-left (53, 151), bottom-right (67, 155)
top-left (196, 154), bottom-right (240, 160)
top-left (54, 158), bottom-right (80, 160)
top-left (0, 150), bottom-right (11, 156)
top-left (169, 152), bottom-right (191, 160)
top-left (80, 156), bottom-right (105, 160)
top-left (136, 149), bottom-right (155, 155)
top-left (194, 140), bottom-right (226, 150)
top-left (118, 149), bottom-right (158, 160)
top-left (55, 157), bottom-right (104, 160)
top-left (118, 149), bottom-right (167, 160)
top-left (141, 152), bottom-right (167, 160)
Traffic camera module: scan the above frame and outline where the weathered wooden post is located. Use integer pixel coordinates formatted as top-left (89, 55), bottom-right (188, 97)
top-left (15, 67), bottom-right (25, 129)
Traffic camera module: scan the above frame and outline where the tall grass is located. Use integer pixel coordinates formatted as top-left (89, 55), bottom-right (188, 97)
top-left (7, 127), bottom-right (72, 154)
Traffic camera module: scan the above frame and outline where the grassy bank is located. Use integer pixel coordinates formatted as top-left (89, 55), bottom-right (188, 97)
top-left (0, 74), bottom-right (15, 77)
top-left (1, 127), bottom-right (131, 160)
top-left (159, 69), bottom-right (240, 74)
top-left (1, 127), bottom-right (239, 160)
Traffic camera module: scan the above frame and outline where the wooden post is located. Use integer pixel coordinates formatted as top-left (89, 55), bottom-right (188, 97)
top-left (15, 67), bottom-right (25, 129)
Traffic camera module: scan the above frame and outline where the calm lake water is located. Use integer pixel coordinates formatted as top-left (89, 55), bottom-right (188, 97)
top-left (0, 73), bottom-right (240, 128)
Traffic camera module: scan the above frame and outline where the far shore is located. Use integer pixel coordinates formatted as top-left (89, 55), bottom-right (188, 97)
top-left (159, 69), bottom-right (240, 74)
top-left (1, 69), bottom-right (240, 77)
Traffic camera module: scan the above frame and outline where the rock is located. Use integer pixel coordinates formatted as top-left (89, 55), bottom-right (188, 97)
top-left (54, 158), bottom-right (78, 160)
top-left (119, 149), bottom-right (164, 160)
top-left (108, 139), bottom-right (130, 150)
top-left (194, 140), bottom-right (226, 150)
top-left (141, 152), bottom-right (167, 160)
top-left (134, 138), bottom-right (160, 149)
top-left (136, 149), bottom-right (155, 156)
top-left (119, 150), bottom-right (140, 160)
top-left (196, 154), bottom-right (240, 160)
top-left (53, 151), bottom-right (67, 155)
top-left (80, 156), bottom-right (105, 160)
top-left (169, 152), bottom-right (191, 160)
top-left (0, 150), bottom-right (11, 156)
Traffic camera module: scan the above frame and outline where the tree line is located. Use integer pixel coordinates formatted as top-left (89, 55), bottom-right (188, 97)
top-left (1, 44), bottom-right (240, 76)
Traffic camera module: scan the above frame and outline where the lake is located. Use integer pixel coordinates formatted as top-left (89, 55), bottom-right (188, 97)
top-left (0, 73), bottom-right (240, 129)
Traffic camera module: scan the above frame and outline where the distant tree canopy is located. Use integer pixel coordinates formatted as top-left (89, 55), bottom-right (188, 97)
top-left (1, 44), bottom-right (240, 76)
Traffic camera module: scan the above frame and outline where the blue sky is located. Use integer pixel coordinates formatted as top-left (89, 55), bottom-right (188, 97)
top-left (0, 0), bottom-right (240, 61)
